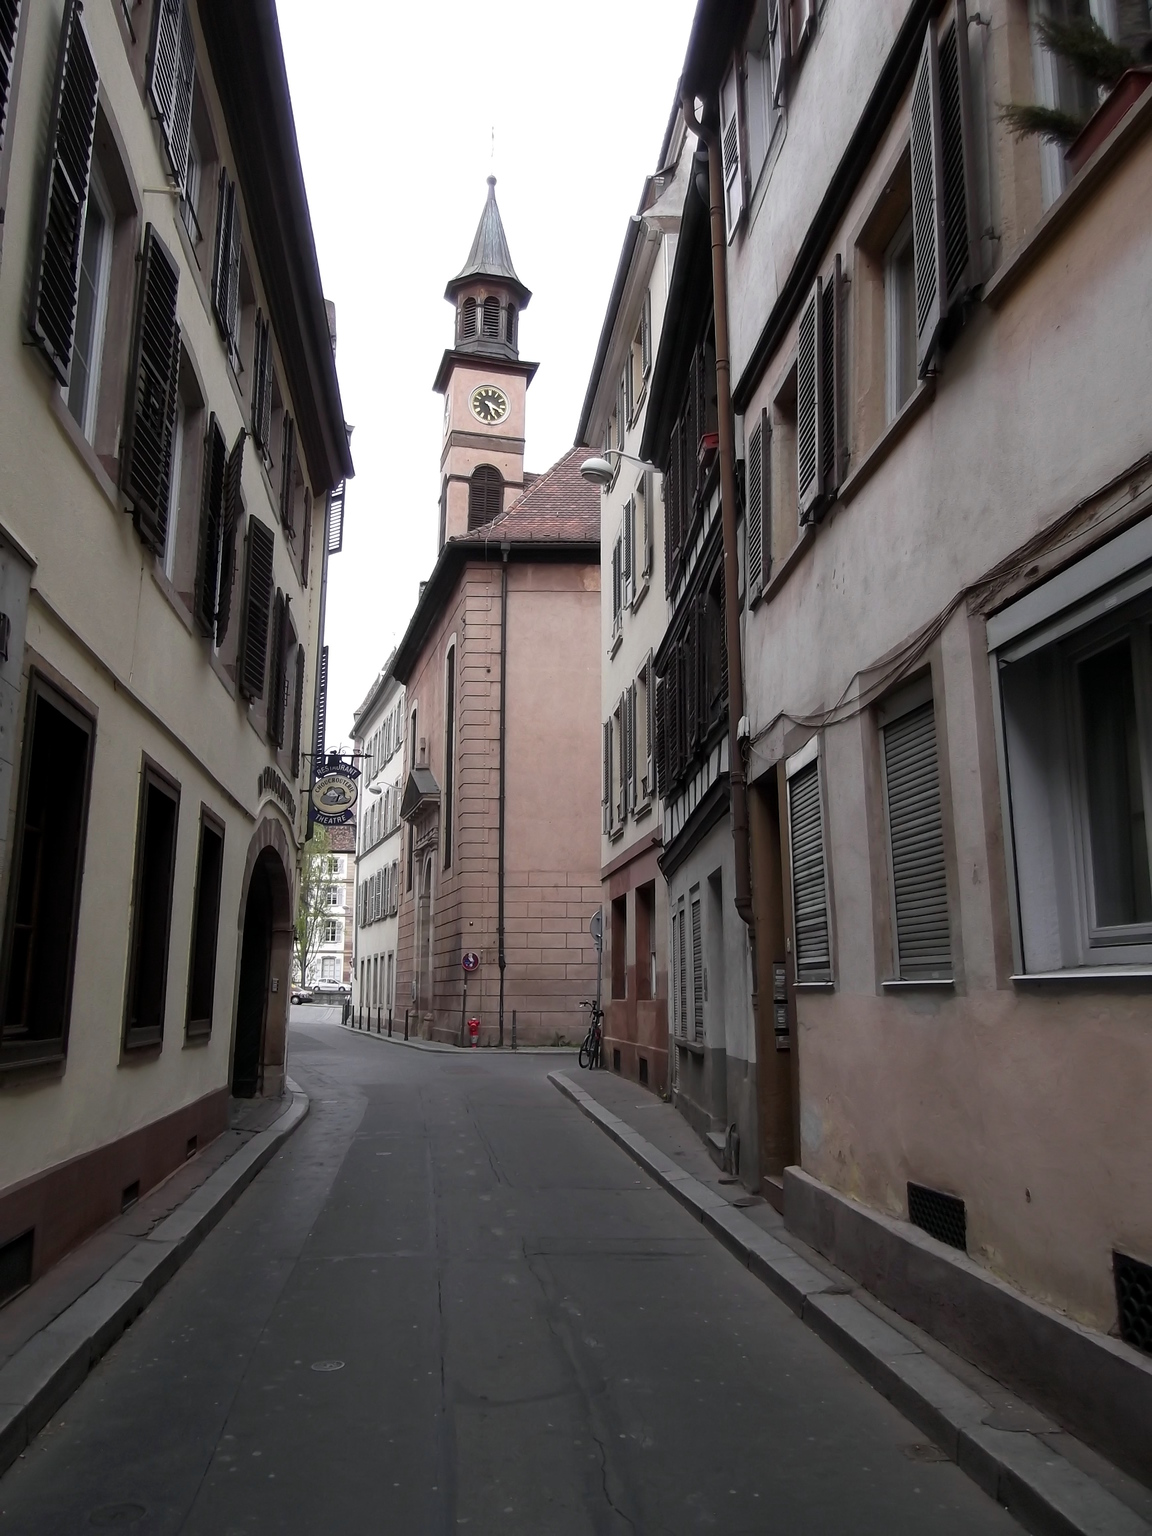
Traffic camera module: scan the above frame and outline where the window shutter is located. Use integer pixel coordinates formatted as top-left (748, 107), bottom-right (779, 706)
top-left (623, 497), bottom-right (634, 606)
top-left (224, 179), bottom-right (241, 344)
top-left (214, 429), bottom-right (245, 643)
top-left (641, 292), bottom-right (652, 377)
top-left (602, 719), bottom-right (611, 833)
top-left (28, 0), bottom-right (98, 386)
top-left (279, 415), bottom-right (297, 533)
top-left (237, 516), bottom-right (275, 698)
top-left (301, 488), bottom-right (312, 588)
top-left (654, 673), bottom-right (666, 797)
top-left (251, 310), bottom-right (273, 449)
top-left (150, 0), bottom-right (194, 184)
top-left (820, 255), bottom-right (845, 496)
top-left (788, 756), bottom-right (831, 979)
top-left (691, 895), bottom-right (703, 1041)
top-left (645, 656), bottom-right (655, 795)
top-left (122, 225), bottom-right (181, 555)
top-left (796, 277), bottom-right (823, 519)
top-left (939, 0), bottom-right (978, 310)
top-left (212, 169), bottom-right (240, 349)
top-left (290, 644), bottom-right (306, 779)
top-left (0, 0), bottom-right (22, 162)
top-left (720, 61), bottom-right (744, 241)
top-left (327, 480), bottom-right (346, 554)
top-left (269, 593), bottom-right (292, 747)
top-left (666, 418), bottom-right (682, 587)
top-left (768, 0), bottom-right (787, 106)
top-left (746, 412), bottom-right (765, 600)
top-left (629, 683), bottom-right (639, 811)
top-left (642, 471), bottom-right (654, 579)
top-left (313, 643), bottom-right (329, 766)
top-left (910, 21), bottom-right (946, 377)
top-left (193, 414), bottom-right (226, 637)
top-left (883, 701), bottom-right (952, 979)
top-left (616, 695), bottom-right (627, 824)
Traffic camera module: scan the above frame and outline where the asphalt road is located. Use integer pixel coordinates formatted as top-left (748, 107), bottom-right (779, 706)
top-left (0, 1011), bottom-right (1024, 1534)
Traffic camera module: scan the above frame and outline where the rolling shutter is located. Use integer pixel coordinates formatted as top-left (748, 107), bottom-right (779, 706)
top-left (691, 895), bottom-right (703, 1041)
top-left (938, 0), bottom-right (978, 310)
top-left (910, 22), bottom-right (946, 377)
top-left (720, 61), bottom-right (744, 241)
top-left (290, 645), bottom-right (306, 779)
top-left (796, 279), bottom-right (822, 519)
top-left (788, 755), bottom-right (831, 979)
top-left (313, 644), bottom-right (328, 761)
top-left (746, 410), bottom-right (766, 600)
top-left (28, 0), bottom-right (98, 386)
top-left (193, 415), bottom-right (226, 637)
top-left (237, 517), bottom-right (275, 699)
top-left (0, 0), bottom-right (23, 161)
top-left (122, 226), bottom-right (181, 555)
top-left (214, 430), bottom-right (245, 643)
top-left (327, 480), bottom-right (346, 554)
top-left (883, 701), bottom-right (952, 979)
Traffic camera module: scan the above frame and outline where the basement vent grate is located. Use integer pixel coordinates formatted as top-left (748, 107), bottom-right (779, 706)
top-left (908, 1182), bottom-right (967, 1251)
top-left (638, 1056), bottom-right (649, 1086)
top-left (121, 1181), bottom-right (140, 1213)
top-left (1114, 1251), bottom-right (1152, 1355)
top-left (0, 1228), bottom-right (34, 1308)
top-left (612, 1049), bottom-right (621, 1073)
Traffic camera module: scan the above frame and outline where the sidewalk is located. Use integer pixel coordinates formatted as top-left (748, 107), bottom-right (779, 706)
top-left (337, 1017), bottom-right (579, 1055)
top-left (552, 1069), bottom-right (1152, 1536)
top-left (0, 1081), bottom-right (308, 1477)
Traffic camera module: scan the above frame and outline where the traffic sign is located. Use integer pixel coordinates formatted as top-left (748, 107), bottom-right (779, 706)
top-left (462, 951), bottom-right (480, 972)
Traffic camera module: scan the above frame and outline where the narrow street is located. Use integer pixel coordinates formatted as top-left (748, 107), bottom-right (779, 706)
top-left (0, 1011), bottom-right (1024, 1535)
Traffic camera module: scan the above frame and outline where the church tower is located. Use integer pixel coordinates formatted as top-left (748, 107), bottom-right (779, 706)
top-left (433, 178), bottom-right (537, 547)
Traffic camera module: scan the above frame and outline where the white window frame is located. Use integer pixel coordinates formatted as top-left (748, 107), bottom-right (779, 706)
top-left (163, 392), bottom-right (186, 581)
top-left (67, 165), bottom-right (114, 445)
top-left (884, 211), bottom-right (916, 424)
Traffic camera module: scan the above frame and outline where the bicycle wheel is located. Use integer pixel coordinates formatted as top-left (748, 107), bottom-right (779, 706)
top-left (578, 1033), bottom-right (593, 1069)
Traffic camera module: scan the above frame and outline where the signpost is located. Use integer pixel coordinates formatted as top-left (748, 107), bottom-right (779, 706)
top-left (460, 951), bottom-right (480, 1047)
top-left (589, 908), bottom-right (603, 1036)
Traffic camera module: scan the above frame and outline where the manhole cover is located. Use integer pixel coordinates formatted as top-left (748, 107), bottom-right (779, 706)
top-left (902, 1443), bottom-right (948, 1464)
top-left (89, 1505), bottom-right (147, 1527)
top-left (311, 1359), bottom-right (345, 1372)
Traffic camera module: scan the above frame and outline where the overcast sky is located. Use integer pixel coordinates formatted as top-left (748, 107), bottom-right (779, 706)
top-left (275, 1), bottom-right (698, 749)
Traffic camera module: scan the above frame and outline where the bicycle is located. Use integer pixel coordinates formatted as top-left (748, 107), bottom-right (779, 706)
top-left (578, 999), bottom-right (603, 1070)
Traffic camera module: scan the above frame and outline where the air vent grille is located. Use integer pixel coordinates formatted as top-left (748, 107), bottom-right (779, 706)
top-left (908, 1182), bottom-right (966, 1251)
top-left (0, 1228), bottom-right (33, 1308)
top-left (1114, 1251), bottom-right (1152, 1355)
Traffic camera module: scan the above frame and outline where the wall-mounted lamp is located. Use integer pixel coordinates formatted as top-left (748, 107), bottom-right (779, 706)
top-left (579, 448), bottom-right (658, 487)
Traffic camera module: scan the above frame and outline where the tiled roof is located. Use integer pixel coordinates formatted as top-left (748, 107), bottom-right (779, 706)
top-left (326, 824), bottom-right (356, 853)
top-left (469, 447), bottom-right (599, 545)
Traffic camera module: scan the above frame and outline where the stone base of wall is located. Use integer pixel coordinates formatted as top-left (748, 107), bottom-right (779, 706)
top-left (0, 1088), bottom-right (229, 1286)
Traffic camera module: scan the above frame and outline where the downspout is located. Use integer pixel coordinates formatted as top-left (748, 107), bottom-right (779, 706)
top-left (497, 544), bottom-right (510, 1046)
top-left (682, 90), bottom-right (755, 938)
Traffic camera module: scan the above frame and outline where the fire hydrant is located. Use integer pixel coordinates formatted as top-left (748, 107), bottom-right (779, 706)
top-left (468, 1017), bottom-right (480, 1048)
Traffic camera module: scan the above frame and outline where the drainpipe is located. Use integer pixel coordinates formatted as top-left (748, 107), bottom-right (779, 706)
top-left (497, 544), bottom-right (510, 1046)
top-left (682, 90), bottom-right (755, 938)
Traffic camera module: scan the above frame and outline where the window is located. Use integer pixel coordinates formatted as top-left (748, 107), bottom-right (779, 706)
top-left (991, 531), bottom-right (1152, 971)
top-left (745, 407), bottom-right (770, 601)
top-left (691, 891), bottom-right (703, 1041)
top-left (720, 61), bottom-right (745, 239)
top-left (637, 471), bottom-right (654, 584)
top-left (0, 675), bottom-right (94, 1069)
top-left (163, 391), bottom-right (187, 581)
top-left (193, 417), bottom-right (245, 647)
top-left (67, 168), bottom-right (113, 442)
top-left (482, 295), bottom-right (500, 338)
top-left (468, 464), bottom-right (503, 530)
top-left (880, 685), bottom-right (953, 980)
top-left (611, 896), bottom-right (627, 999)
top-left (443, 645), bottom-right (456, 869)
top-left (124, 762), bottom-right (180, 1050)
top-left (212, 166), bottom-right (241, 364)
top-left (185, 809), bottom-right (224, 1039)
top-left (787, 739), bottom-right (831, 982)
top-left (637, 654), bottom-right (654, 802)
top-left (180, 126), bottom-right (203, 248)
top-left (460, 296), bottom-right (477, 340)
top-left (149, 0), bottom-right (194, 187)
top-left (321, 956), bottom-right (337, 981)
top-left (238, 517), bottom-right (275, 699)
top-left (661, 332), bottom-right (717, 590)
top-left (637, 882), bottom-right (656, 1000)
top-left (611, 530), bottom-right (624, 638)
top-left (796, 259), bottom-right (845, 521)
top-left (386, 952), bottom-right (394, 1009)
top-left (885, 214), bottom-right (917, 421)
top-left (1029, 0), bottom-right (1113, 207)
top-left (326, 885), bottom-right (340, 908)
top-left (323, 919), bottom-right (340, 946)
top-left (122, 226), bottom-right (182, 556)
top-left (653, 559), bottom-right (728, 795)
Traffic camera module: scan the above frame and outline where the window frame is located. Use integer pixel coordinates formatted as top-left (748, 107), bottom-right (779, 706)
top-left (184, 804), bottom-right (224, 1041)
top-left (66, 163), bottom-right (114, 444)
top-left (123, 757), bottom-right (181, 1053)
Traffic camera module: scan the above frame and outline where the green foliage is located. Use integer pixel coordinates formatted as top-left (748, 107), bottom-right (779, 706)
top-left (999, 102), bottom-right (1088, 143)
top-left (295, 825), bottom-right (334, 985)
top-left (1036, 15), bottom-right (1136, 87)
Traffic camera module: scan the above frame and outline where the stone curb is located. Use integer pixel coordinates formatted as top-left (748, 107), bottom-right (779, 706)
top-left (0, 1083), bottom-right (309, 1481)
top-left (336, 1020), bottom-right (577, 1055)
top-left (549, 1070), bottom-right (1150, 1536)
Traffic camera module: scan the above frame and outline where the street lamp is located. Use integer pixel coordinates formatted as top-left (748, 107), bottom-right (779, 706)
top-left (579, 448), bottom-right (657, 487)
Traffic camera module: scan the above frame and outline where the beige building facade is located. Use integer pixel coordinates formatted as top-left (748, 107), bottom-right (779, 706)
top-left (0, 0), bottom-right (349, 1293)
top-left (351, 665), bottom-right (406, 1016)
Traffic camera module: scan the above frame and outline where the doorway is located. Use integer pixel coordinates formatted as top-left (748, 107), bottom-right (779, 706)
top-left (233, 844), bottom-right (291, 1098)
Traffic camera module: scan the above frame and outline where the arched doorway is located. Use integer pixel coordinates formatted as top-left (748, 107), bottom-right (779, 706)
top-left (415, 854), bottom-right (433, 1018)
top-left (233, 833), bottom-right (293, 1098)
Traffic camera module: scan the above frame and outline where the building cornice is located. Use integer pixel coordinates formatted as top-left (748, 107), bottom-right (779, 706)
top-left (433, 350), bottom-right (540, 395)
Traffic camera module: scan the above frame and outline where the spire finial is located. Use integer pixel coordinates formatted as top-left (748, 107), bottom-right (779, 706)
top-left (487, 174), bottom-right (496, 189)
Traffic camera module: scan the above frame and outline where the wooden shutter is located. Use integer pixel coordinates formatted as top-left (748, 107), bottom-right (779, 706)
top-left (0, 0), bottom-right (23, 161)
top-left (746, 410), bottom-right (766, 601)
top-left (267, 591), bottom-right (290, 746)
top-left (615, 695), bottom-right (626, 824)
top-left (214, 429), bottom-right (245, 643)
top-left (279, 415), bottom-right (297, 534)
top-left (653, 673), bottom-right (667, 797)
top-left (602, 719), bottom-right (611, 833)
top-left (910, 22), bottom-right (946, 377)
top-left (193, 414), bottom-right (226, 637)
top-left (645, 656), bottom-right (655, 795)
top-left (150, 0), bottom-right (193, 183)
top-left (665, 422), bottom-right (681, 589)
top-left (28, 0), bottom-right (98, 386)
top-left (301, 488), bottom-right (312, 588)
top-left (623, 497), bottom-right (634, 606)
top-left (883, 701), bottom-right (952, 979)
top-left (327, 480), bottom-right (346, 554)
top-left (313, 643), bottom-right (328, 761)
top-left (212, 169), bottom-right (239, 347)
top-left (290, 646), bottom-right (305, 779)
top-left (821, 255), bottom-right (845, 496)
top-left (122, 226), bottom-right (181, 555)
top-left (788, 756), bottom-right (831, 979)
top-left (796, 278), bottom-right (822, 518)
top-left (768, 0), bottom-right (787, 106)
top-left (251, 310), bottom-right (272, 449)
top-left (938, 0), bottom-right (978, 310)
top-left (237, 517), bottom-right (275, 698)
top-left (641, 471), bottom-right (654, 578)
top-left (720, 61), bottom-right (744, 241)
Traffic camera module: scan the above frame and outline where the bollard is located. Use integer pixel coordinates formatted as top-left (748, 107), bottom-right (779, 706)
top-left (511, 1009), bottom-right (517, 1051)
top-left (388, 1008), bottom-right (392, 1037)
top-left (377, 1006), bottom-right (381, 1035)
top-left (404, 1008), bottom-right (409, 1041)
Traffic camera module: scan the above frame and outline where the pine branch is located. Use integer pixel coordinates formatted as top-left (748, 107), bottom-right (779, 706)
top-left (999, 102), bottom-right (1087, 144)
top-left (1035, 15), bottom-right (1136, 88)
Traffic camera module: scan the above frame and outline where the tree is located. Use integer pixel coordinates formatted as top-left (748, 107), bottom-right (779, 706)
top-left (295, 826), bottom-right (336, 986)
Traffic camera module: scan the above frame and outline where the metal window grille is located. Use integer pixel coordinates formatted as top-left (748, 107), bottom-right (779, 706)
top-left (907, 1182), bottom-right (967, 1251)
top-left (1114, 1252), bottom-right (1152, 1355)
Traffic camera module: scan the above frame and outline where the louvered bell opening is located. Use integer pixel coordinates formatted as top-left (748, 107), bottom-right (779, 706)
top-left (789, 759), bottom-right (830, 978)
top-left (907, 1182), bottom-right (967, 1251)
top-left (910, 58), bottom-right (938, 335)
top-left (459, 297), bottom-right (477, 341)
top-left (505, 304), bottom-right (516, 344)
top-left (1113, 1252), bottom-right (1152, 1355)
top-left (468, 465), bottom-right (502, 531)
top-left (938, 21), bottom-right (969, 306)
top-left (796, 300), bottom-right (818, 500)
top-left (481, 296), bottom-right (500, 338)
top-left (884, 702), bottom-right (952, 980)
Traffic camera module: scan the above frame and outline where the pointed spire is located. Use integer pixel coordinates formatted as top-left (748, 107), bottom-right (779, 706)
top-left (445, 177), bottom-right (531, 307)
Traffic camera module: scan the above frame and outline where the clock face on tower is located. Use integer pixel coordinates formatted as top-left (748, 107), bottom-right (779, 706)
top-left (469, 384), bottom-right (509, 425)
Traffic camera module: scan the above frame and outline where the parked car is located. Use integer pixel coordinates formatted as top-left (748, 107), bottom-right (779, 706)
top-left (314, 979), bottom-right (351, 998)
top-left (291, 984), bottom-right (313, 1005)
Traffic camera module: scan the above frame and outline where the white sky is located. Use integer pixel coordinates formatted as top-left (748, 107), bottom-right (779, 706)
top-left (275, 1), bottom-right (698, 749)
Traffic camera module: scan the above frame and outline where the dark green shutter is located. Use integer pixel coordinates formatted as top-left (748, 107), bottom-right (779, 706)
top-left (123, 226), bottom-right (181, 554)
top-left (237, 517), bottom-right (275, 699)
top-left (28, 0), bottom-right (98, 386)
top-left (214, 430), bottom-right (245, 643)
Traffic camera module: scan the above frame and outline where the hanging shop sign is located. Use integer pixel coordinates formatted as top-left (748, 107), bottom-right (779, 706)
top-left (310, 759), bottom-right (360, 827)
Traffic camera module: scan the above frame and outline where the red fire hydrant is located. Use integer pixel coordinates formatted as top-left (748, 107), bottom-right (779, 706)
top-left (468, 1017), bottom-right (480, 1048)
